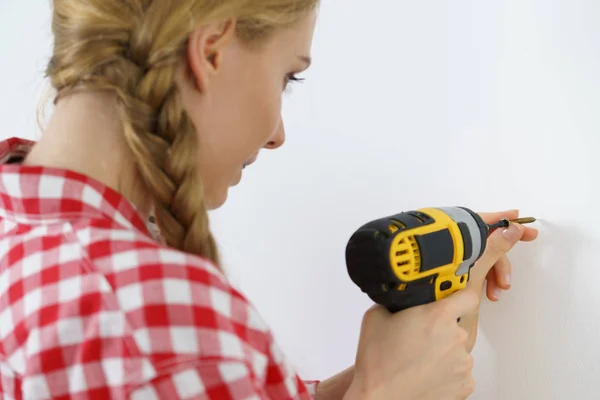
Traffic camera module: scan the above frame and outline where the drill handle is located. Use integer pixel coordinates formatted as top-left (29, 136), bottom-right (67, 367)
top-left (369, 280), bottom-right (437, 314)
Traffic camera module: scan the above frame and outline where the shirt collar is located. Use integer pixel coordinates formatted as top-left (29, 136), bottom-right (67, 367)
top-left (0, 137), bottom-right (154, 238)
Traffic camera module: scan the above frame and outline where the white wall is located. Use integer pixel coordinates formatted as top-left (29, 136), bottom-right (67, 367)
top-left (0, 0), bottom-right (52, 141)
top-left (2, 1), bottom-right (600, 399)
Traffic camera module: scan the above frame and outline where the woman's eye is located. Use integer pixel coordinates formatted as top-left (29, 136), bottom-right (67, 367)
top-left (284, 74), bottom-right (305, 94)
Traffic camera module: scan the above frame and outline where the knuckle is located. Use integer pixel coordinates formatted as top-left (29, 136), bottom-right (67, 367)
top-left (463, 376), bottom-right (476, 397)
top-left (364, 305), bottom-right (378, 317)
top-left (361, 306), bottom-right (383, 325)
top-left (455, 352), bottom-right (474, 375)
top-left (465, 354), bottom-right (475, 371)
top-left (455, 329), bottom-right (469, 346)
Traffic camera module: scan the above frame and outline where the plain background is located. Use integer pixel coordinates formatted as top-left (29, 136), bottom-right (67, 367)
top-left (2, 1), bottom-right (600, 398)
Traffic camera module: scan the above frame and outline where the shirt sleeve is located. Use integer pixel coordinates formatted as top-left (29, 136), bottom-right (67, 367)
top-left (129, 360), bottom-right (267, 400)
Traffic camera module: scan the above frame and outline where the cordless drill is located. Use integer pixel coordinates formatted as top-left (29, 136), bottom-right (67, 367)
top-left (345, 207), bottom-right (534, 313)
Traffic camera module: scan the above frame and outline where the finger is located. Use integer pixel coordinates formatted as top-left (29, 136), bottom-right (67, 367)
top-left (477, 210), bottom-right (519, 224)
top-left (477, 223), bottom-right (525, 274)
top-left (520, 226), bottom-right (539, 242)
top-left (360, 304), bottom-right (390, 336)
top-left (438, 288), bottom-right (479, 319)
top-left (364, 304), bottom-right (389, 320)
top-left (493, 255), bottom-right (512, 290)
top-left (486, 271), bottom-right (501, 302)
top-left (478, 210), bottom-right (539, 242)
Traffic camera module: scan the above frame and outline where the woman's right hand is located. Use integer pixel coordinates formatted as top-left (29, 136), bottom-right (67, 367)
top-left (344, 289), bottom-right (479, 400)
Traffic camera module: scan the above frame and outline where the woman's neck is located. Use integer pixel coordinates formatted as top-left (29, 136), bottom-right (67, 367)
top-left (22, 92), bottom-right (152, 217)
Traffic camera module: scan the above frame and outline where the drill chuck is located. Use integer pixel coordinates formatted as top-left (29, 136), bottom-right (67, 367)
top-left (345, 207), bottom-right (489, 313)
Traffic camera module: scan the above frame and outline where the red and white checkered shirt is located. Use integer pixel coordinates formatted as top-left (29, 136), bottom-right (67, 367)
top-left (0, 137), bottom-right (319, 399)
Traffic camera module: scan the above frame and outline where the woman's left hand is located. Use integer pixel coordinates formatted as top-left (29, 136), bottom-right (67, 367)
top-left (471, 210), bottom-right (539, 302)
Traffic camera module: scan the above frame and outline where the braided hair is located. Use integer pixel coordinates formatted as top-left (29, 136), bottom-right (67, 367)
top-left (46, 0), bottom-right (318, 265)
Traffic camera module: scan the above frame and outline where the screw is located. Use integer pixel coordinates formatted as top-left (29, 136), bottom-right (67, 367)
top-left (510, 217), bottom-right (537, 225)
top-left (488, 216), bottom-right (536, 231)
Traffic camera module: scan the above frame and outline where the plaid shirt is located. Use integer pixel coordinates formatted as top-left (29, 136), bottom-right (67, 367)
top-left (0, 137), bottom-right (319, 399)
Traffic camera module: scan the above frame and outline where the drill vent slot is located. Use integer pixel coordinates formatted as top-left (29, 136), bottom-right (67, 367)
top-left (388, 219), bottom-right (406, 234)
top-left (392, 235), bottom-right (420, 276)
top-left (409, 213), bottom-right (424, 224)
top-left (391, 219), bottom-right (406, 228)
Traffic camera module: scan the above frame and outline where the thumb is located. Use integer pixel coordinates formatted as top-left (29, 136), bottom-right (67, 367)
top-left (476, 223), bottom-right (525, 275)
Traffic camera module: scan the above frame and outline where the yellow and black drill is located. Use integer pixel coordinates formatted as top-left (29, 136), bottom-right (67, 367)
top-left (345, 207), bottom-right (535, 313)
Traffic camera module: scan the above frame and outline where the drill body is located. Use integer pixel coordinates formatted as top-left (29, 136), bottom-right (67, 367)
top-left (345, 207), bottom-right (489, 313)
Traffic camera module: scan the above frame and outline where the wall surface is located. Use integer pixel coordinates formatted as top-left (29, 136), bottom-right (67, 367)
top-left (2, 1), bottom-right (600, 399)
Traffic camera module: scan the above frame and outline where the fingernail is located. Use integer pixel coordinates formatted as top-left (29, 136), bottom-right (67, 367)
top-left (505, 274), bottom-right (511, 287)
top-left (493, 287), bottom-right (502, 300)
top-left (502, 224), bottom-right (522, 243)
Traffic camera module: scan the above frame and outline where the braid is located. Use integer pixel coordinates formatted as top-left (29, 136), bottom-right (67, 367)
top-left (48, 1), bottom-right (220, 265)
top-left (47, 0), bottom-right (319, 265)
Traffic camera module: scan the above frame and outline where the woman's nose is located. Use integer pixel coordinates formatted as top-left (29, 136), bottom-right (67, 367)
top-left (264, 118), bottom-right (286, 150)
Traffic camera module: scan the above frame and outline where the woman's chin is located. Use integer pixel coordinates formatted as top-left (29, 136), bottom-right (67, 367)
top-left (205, 172), bottom-right (241, 210)
top-left (206, 192), bottom-right (227, 211)
top-left (204, 184), bottom-right (230, 211)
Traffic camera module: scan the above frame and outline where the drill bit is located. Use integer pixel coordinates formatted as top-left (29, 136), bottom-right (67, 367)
top-left (487, 217), bottom-right (536, 230)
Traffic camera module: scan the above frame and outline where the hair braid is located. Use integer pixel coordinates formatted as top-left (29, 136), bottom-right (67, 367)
top-left (47, 0), bottom-right (319, 267)
top-left (118, 3), bottom-right (220, 264)
top-left (48, 0), bottom-right (220, 264)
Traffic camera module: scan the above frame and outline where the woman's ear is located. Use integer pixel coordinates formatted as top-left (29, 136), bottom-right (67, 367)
top-left (186, 20), bottom-right (237, 93)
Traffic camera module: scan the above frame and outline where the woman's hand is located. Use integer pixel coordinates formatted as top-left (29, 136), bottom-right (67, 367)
top-left (327, 210), bottom-right (539, 400)
top-left (468, 210), bottom-right (539, 300)
top-left (344, 289), bottom-right (480, 400)
top-left (459, 210), bottom-right (539, 351)
top-left (476, 211), bottom-right (539, 302)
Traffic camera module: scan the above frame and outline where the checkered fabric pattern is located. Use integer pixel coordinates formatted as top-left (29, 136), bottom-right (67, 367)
top-left (0, 137), bottom-right (319, 399)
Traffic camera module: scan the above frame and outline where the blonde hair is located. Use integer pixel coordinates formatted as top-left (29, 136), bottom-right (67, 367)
top-left (46, 0), bottom-right (318, 266)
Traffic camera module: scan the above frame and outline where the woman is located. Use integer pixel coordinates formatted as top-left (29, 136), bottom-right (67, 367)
top-left (0, 0), bottom-right (538, 399)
